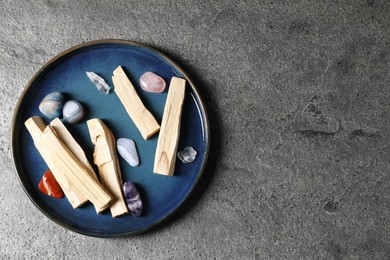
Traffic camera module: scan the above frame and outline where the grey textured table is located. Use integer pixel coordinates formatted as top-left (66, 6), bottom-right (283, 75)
top-left (1, 1), bottom-right (390, 259)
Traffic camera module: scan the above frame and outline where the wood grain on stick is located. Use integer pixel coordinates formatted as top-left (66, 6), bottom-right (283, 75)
top-left (50, 118), bottom-right (104, 213)
top-left (25, 116), bottom-right (88, 208)
top-left (50, 118), bottom-right (97, 180)
top-left (25, 116), bottom-right (112, 212)
top-left (154, 77), bottom-right (186, 176)
top-left (40, 125), bottom-right (112, 212)
top-left (112, 66), bottom-right (160, 140)
top-left (87, 118), bottom-right (128, 217)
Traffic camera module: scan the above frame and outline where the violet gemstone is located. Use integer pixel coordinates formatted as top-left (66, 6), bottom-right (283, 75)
top-left (139, 72), bottom-right (166, 93)
top-left (122, 181), bottom-right (142, 216)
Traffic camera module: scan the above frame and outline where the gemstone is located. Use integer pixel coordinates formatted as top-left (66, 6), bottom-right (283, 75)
top-left (39, 92), bottom-right (64, 119)
top-left (177, 146), bottom-right (197, 163)
top-left (86, 71), bottom-right (111, 94)
top-left (122, 181), bottom-right (142, 216)
top-left (38, 170), bottom-right (64, 198)
top-left (117, 138), bottom-right (139, 167)
top-left (139, 72), bottom-right (166, 93)
top-left (63, 100), bottom-right (84, 124)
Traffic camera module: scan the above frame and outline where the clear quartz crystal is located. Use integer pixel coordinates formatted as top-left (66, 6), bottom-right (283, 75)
top-left (86, 71), bottom-right (111, 94)
top-left (177, 146), bottom-right (197, 163)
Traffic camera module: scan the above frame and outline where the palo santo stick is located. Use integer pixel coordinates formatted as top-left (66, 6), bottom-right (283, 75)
top-left (112, 66), bottom-right (160, 140)
top-left (50, 118), bottom-right (97, 181)
top-left (87, 119), bottom-right (128, 217)
top-left (50, 118), bottom-right (103, 213)
top-left (40, 126), bottom-right (112, 212)
top-left (25, 116), bottom-right (88, 208)
top-left (154, 77), bottom-right (186, 176)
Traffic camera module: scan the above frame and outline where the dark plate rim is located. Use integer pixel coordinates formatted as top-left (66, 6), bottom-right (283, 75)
top-left (10, 39), bottom-right (210, 237)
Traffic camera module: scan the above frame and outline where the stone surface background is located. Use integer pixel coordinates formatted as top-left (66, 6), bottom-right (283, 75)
top-left (1, 0), bottom-right (390, 259)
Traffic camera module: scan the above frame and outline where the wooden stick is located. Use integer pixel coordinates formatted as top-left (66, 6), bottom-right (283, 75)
top-left (40, 125), bottom-right (112, 212)
top-left (25, 117), bottom-right (88, 208)
top-left (87, 119), bottom-right (129, 217)
top-left (154, 77), bottom-right (186, 176)
top-left (50, 118), bottom-right (104, 213)
top-left (50, 118), bottom-right (97, 180)
top-left (112, 66), bottom-right (160, 140)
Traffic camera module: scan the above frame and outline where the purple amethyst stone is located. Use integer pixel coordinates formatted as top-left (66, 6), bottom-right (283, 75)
top-left (122, 181), bottom-right (142, 216)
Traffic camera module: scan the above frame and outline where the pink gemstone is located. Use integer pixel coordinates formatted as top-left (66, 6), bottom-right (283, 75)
top-left (139, 72), bottom-right (166, 93)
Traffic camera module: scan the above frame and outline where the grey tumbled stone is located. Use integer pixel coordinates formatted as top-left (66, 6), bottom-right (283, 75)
top-left (62, 100), bottom-right (84, 124)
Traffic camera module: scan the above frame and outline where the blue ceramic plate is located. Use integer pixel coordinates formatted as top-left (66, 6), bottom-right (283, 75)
top-left (11, 40), bottom-right (209, 237)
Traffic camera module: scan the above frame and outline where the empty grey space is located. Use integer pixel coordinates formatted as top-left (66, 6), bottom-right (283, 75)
top-left (1, 0), bottom-right (390, 259)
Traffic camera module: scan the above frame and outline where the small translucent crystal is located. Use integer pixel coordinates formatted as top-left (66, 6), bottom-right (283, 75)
top-left (86, 71), bottom-right (111, 94)
top-left (177, 146), bottom-right (197, 163)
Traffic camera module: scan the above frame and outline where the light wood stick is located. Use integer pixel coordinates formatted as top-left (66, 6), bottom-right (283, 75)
top-left (87, 119), bottom-right (129, 217)
top-left (50, 118), bottom-right (97, 180)
top-left (112, 66), bottom-right (160, 140)
top-left (25, 117), bottom-right (88, 208)
top-left (49, 118), bottom-right (104, 213)
top-left (153, 77), bottom-right (186, 176)
top-left (40, 126), bottom-right (112, 212)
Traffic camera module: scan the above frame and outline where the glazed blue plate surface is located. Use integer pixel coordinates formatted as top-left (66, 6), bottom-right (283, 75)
top-left (11, 40), bottom-right (209, 237)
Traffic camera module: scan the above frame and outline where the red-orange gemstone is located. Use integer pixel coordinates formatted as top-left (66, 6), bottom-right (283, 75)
top-left (38, 170), bottom-right (64, 198)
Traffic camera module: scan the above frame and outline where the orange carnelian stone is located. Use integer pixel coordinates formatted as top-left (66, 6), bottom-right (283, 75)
top-left (38, 170), bottom-right (64, 198)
